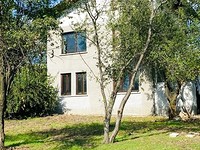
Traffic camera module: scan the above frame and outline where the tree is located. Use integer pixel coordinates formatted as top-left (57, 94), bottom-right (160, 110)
top-left (0, 0), bottom-right (63, 148)
top-left (0, 0), bottom-right (84, 148)
top-left (6, 64), bottom-right (59, 119)
top-left (149, 0), bottom-right (200, 119)
top-left (70, 0), bottom-right (165, 143)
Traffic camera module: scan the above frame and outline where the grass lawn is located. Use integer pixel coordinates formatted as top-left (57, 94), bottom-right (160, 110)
top-left (4, 115), bottom-right (200, 150)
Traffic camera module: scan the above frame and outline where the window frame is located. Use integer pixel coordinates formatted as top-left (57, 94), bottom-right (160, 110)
top-left (62, 31), bottom-right (86, 54)
top-left (76, 72), bottom-right (87, 95)
top-left (61, 73), bottom-right (71, 95)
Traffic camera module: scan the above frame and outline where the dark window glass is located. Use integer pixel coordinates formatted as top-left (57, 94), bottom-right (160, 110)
top-left (119, 72), bottom-right (139, 92)
top-left (61, 73), bottom-right (71, 95)
top-left (62, 31), bottom-right (86, 54)
top-left (66, 33), bottom-right (76, 53)
top-left (77, 32), bottom-right (86, 52)
top-left (122, 75), bottom-right (130, 91)
top-left (76, 72), bottom-right (87, 95)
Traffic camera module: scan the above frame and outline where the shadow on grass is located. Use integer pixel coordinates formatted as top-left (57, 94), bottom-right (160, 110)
top-left (115, 118), bottom-right (200, 142)
top-left (121, 118), bottom-right (200, 133)
top-left (6, 123), bottom-right (104, 149)
top-left (5, 117), bottom-right (200, 149)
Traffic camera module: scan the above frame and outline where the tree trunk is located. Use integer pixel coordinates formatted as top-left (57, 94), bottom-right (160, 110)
top-left (0, 93), bottom-right (5, 150)
top-left (168, 103), bottom-right (176, 120)
top-left (168, 94), bottom-right (177, 120)
top-left (109, 73), bottom-right (135, 142)
top-left (103, 114), bottom-right (110, 144)
top-left (109, 110), bottom-right (122, 143)
top-left (165, 81), bottom-right (181, 120)
top-left (0, 57), bottom-right (5, 149)
top-left (103, 101), bottom-right (115, 144)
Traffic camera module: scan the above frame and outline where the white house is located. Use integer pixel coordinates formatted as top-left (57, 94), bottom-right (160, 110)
top-left (47, 0), bottom-right (200, 116)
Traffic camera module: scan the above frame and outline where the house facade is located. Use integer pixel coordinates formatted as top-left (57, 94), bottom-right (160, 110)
top-left (47, 0), bottom-right (199, 116)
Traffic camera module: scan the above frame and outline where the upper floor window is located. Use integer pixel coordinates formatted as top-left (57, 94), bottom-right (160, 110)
top-left (119, 72), bottom-right (139, 92)
top-left (61, 73), bottom-right (71, 95)
top-left (62, 31), bottom-right (86, 54)
top-left (76, 72), bottom-right (87, 95)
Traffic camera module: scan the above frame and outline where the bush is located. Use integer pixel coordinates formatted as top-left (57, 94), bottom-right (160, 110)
top-left (6, 65), bottom-right (59, 119)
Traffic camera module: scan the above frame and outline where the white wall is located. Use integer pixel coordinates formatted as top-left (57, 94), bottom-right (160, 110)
top-left (155, 82), bottom-right (197, 116)
top-left (177, 82), bottom-right (197, 115)
top-left (154, 82), bottom-right (169, 116)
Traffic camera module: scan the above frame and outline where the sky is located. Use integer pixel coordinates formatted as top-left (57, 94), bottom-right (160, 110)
top-left (50, 0), bottom-right (62, 7)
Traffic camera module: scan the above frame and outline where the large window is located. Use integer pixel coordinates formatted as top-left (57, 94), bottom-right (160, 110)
top-left (62, 31), bottom-right (86, 54)
top-left (61, 73), bottom-right (71, 95)
top-left (119, 73), bottom-right (139, 92)
top-left (76, 72), bottom-right (87, 95)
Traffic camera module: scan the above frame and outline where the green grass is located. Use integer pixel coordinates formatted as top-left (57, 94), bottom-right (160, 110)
top-left (4, 115), bottom-right (200, 150)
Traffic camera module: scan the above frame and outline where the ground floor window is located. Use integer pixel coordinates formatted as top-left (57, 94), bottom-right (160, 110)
top-left (119, 72), bottom-right (139, 92)
top-left (61, 73), bottom-right (71, 95)
top-left (76, 72), bottom-right (87, 95)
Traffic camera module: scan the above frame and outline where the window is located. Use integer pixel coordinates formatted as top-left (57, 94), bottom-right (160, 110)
top-left (62, 31), bottom-right (86, 54)
top-left (119, 73), bottom-right (139, 92)
top-left (61, 73), bottom-right (71, 95)
top-left (76, 72), bottom-right (87, 95)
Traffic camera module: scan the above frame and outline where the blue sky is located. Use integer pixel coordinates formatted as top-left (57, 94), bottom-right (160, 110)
top-left (50, 0), bottom-right (62, 7)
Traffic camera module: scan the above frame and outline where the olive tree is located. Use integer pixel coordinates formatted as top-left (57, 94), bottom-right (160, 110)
top-left (149, 0), bottom-right (200, 119)
top-left (71, 0), bottom-right (166, 143)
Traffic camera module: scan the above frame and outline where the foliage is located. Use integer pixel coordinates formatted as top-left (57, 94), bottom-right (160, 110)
top-left (0, 0), bottom-right (60, 120)
top-left (6, 65), bottom-right (59, 119)
top-left (0, 0), bottom-right (70, 148)
top-left (110, 0), bottom-right (151, 79)
top-left (0, 0), bottom-right (59, 97)
top-left (15, 0), bottom-right (81, 19)
top-left (149, 0), bottom-right (200, 82)
top-left (146, 0), bottom-right (200, 118)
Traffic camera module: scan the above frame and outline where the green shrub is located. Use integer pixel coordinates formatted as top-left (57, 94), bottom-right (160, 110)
top-left (6, 65), bottom-right (59, 119)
